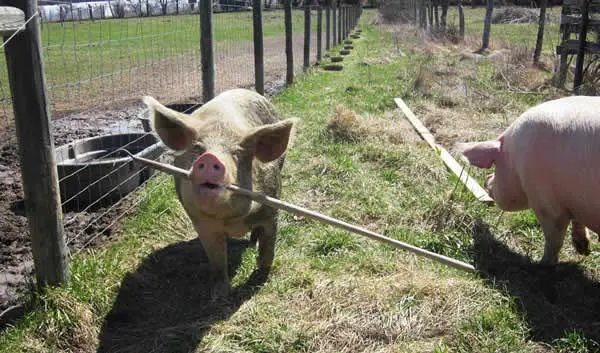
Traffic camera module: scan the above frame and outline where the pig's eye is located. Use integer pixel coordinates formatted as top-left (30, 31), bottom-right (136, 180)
top-left (191, 144), bottom-right (206, 155)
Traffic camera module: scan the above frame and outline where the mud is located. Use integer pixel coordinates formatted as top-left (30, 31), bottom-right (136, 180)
top-left (0, 104), bottom-right (147, 315)
top-left (0, 79), bottom-right (289, 319)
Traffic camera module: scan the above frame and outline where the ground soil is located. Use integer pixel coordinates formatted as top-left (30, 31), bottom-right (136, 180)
top-left (0, 32), bottom-right (318, 316)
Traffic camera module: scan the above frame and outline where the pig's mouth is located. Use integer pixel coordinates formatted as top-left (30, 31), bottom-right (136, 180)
top-left (201, 182), bottom-right (222, 189)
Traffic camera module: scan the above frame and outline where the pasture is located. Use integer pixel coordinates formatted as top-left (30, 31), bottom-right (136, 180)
top-left (1, 6), bottom-right (600, 353)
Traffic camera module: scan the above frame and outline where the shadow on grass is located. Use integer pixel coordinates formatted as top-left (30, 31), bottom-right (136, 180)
top-left (472, 222), bottom-right (600, 349)
top-left (96, 237), bottom-right (268, 353)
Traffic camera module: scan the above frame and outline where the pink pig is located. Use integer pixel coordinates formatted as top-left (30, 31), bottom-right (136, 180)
top-left (458, 95), bottom-right (600, 265)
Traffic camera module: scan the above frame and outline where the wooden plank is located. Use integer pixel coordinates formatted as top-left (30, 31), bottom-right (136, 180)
top-left (0, 6), bottom-right (25, 37)
top-left (4, 0), bottom-right (69, 286)
top-left (556, 39), bottom-right (600, 54)
top-left (394, 97), bottom-right (494, 204)
top-left (563, 0), bottom-right (600, 6)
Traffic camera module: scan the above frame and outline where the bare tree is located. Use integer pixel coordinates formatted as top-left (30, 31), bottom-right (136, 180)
top-left (481, 0), bottom-right (494, 50)
top-left (533, 0), bottom-right (548, 64)
top-left (159, 0), bottom-right (168, 14)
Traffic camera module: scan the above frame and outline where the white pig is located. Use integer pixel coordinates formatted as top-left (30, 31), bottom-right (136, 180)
top-left (458, 95), bottom-right (600, 265)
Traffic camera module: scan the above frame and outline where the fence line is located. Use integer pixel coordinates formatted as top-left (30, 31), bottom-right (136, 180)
top-left (0, 0), bottom-right (362, 310)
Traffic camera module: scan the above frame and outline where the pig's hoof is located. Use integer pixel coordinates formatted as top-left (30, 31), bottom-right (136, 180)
top-left (539, 254), bottom-right (558, 266)
top-left (210, 280), bottom-right (231, 301)
top-left (572, 238), bottom-right (591, 256)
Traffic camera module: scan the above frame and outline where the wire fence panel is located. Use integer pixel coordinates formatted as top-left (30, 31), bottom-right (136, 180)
top-left (214, 8), bottom-right (255, 93)
top-left (0, 1), bottom-right (361, 312)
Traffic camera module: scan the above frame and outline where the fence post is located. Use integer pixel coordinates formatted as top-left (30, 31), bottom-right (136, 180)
top-left (303, 1), bottom-right (310, 70)
top-left (326, 3), bottom-right (330, 50)
top-left (337, 4), bottom-right (341, 42)
top-left (573, 0), bottom-right (590, 92)
top-left (252, 0), bottom-right (264, 95)
top-left (332, 0), bottom-right (336, 45)
top-left (317, 6), bottom-right (322, 61)
top-left (3, 0), bottom-right (69, 287)
top-left (285, 0), bottom-right (293, 85)
top-left (200, 0), bottom-right (215, 101)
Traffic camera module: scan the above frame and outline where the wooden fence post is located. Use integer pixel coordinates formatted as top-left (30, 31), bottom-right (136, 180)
top-left (326, 3), bottom-right (331, 50)
top-left (573, 0), bottom-right (590, 92)
top-left (303, 2), bottom-right (310, 70)
top-left (200, 0), bottom-right (215, 101)
top-left (2, 0), bottom-right (69, 286)
top-left (332, 1), bottom-right (336, 45)
top-left (337, 4), bottom-right (341, 43)
top-left (252, 0), bottom-right (264, 95)
top-left (285, 0), bottom-right (293, 85)
top-left (317, 6), bottom-right (322, 61)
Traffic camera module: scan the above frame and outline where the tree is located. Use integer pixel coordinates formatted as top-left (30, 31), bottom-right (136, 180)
top-left (159, 0), bottom-right (168, 14)
top-left (480, 0), bottom-right (493, 50)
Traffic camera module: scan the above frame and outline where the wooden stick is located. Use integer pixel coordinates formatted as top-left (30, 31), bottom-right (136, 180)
top-left (394, 97), bottom-right (494, 204)
top-left (124, 151), bottom-right (477, 274)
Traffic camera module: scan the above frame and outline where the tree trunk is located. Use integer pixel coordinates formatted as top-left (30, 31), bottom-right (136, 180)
top-left (533, 0), bottom-right (547, 64)
top-left (481, 0), bottom-right (493, 50)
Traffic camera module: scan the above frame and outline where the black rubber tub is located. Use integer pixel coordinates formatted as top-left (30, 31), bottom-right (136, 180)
top-left (138, 103), bottom-right (203, 133)
top-left (55, 133), bottom-right (164, 211)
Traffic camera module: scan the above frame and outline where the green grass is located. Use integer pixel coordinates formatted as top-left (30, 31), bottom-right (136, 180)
top-left (2, 7), bottom-right (600, 353)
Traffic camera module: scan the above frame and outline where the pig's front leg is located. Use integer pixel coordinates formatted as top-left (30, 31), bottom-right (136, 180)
top-left (197, 231), bottom-right (231, 299)
top-left (252, 220), bottom-right (277, 271)
top-left (571, 219), bottom-right (591, 256)
top-left (534, 208), bottom-right (570, 265)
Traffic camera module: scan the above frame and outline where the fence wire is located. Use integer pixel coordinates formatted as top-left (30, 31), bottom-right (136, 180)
top-left (0, 1), bottom-right (358, 312)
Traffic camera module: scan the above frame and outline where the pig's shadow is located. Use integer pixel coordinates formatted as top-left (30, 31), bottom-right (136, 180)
top-left (472, 223), bottom-right (600, 348)
top-left (96, 237), bottom-right (267, 353)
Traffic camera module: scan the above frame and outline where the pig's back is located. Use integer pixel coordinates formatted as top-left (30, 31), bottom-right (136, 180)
top-left (503, 96), bottom-right (600, 232)
top-left (193, 89), bottom-right (281, 132)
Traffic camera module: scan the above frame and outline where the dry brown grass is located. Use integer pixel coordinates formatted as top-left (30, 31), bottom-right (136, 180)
top-left (326, 104), bottom-right (419, 145)
top-left (206, 258), bottom-right (501, 353)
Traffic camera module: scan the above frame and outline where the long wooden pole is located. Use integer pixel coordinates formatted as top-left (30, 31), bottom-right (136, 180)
top-left (123, 151), bottom-right (477, 274)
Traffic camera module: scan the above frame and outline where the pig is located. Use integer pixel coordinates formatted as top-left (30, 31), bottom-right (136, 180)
top-left (457, 95), bottom-right (600, 265)
top-left (143, 88), bottom-right (297, 298)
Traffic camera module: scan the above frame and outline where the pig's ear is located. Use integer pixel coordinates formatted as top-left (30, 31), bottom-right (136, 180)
top-left (242, 118), bottom-right (298, 163)
top-left (455, 140), bottom-right (501, 169)
top-left (143, 96), bottom-right (197, 152)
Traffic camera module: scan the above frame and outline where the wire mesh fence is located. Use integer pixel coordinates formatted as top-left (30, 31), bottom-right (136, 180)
top-left (0, 0), bottom-right (362, 312)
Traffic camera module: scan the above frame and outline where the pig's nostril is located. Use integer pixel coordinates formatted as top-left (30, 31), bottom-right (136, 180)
top-left (198, 163), bottom-right (205, 169)
top-left (213, 164), bottom-right (220, 171)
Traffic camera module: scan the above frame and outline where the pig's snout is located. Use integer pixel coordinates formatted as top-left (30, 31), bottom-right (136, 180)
top-left (192, 153), bottom-right (226, 185)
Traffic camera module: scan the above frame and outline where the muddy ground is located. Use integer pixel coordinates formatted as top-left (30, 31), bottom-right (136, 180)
top-left (0, 28), bottom-right (320, 322)
top-left (0, 80), bottom-right (291, 319)
top-left (0, 104), bottom-right (149, 314)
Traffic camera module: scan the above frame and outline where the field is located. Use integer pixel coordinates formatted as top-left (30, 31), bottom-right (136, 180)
top-left (1, 6), bottom-right (600, 353)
